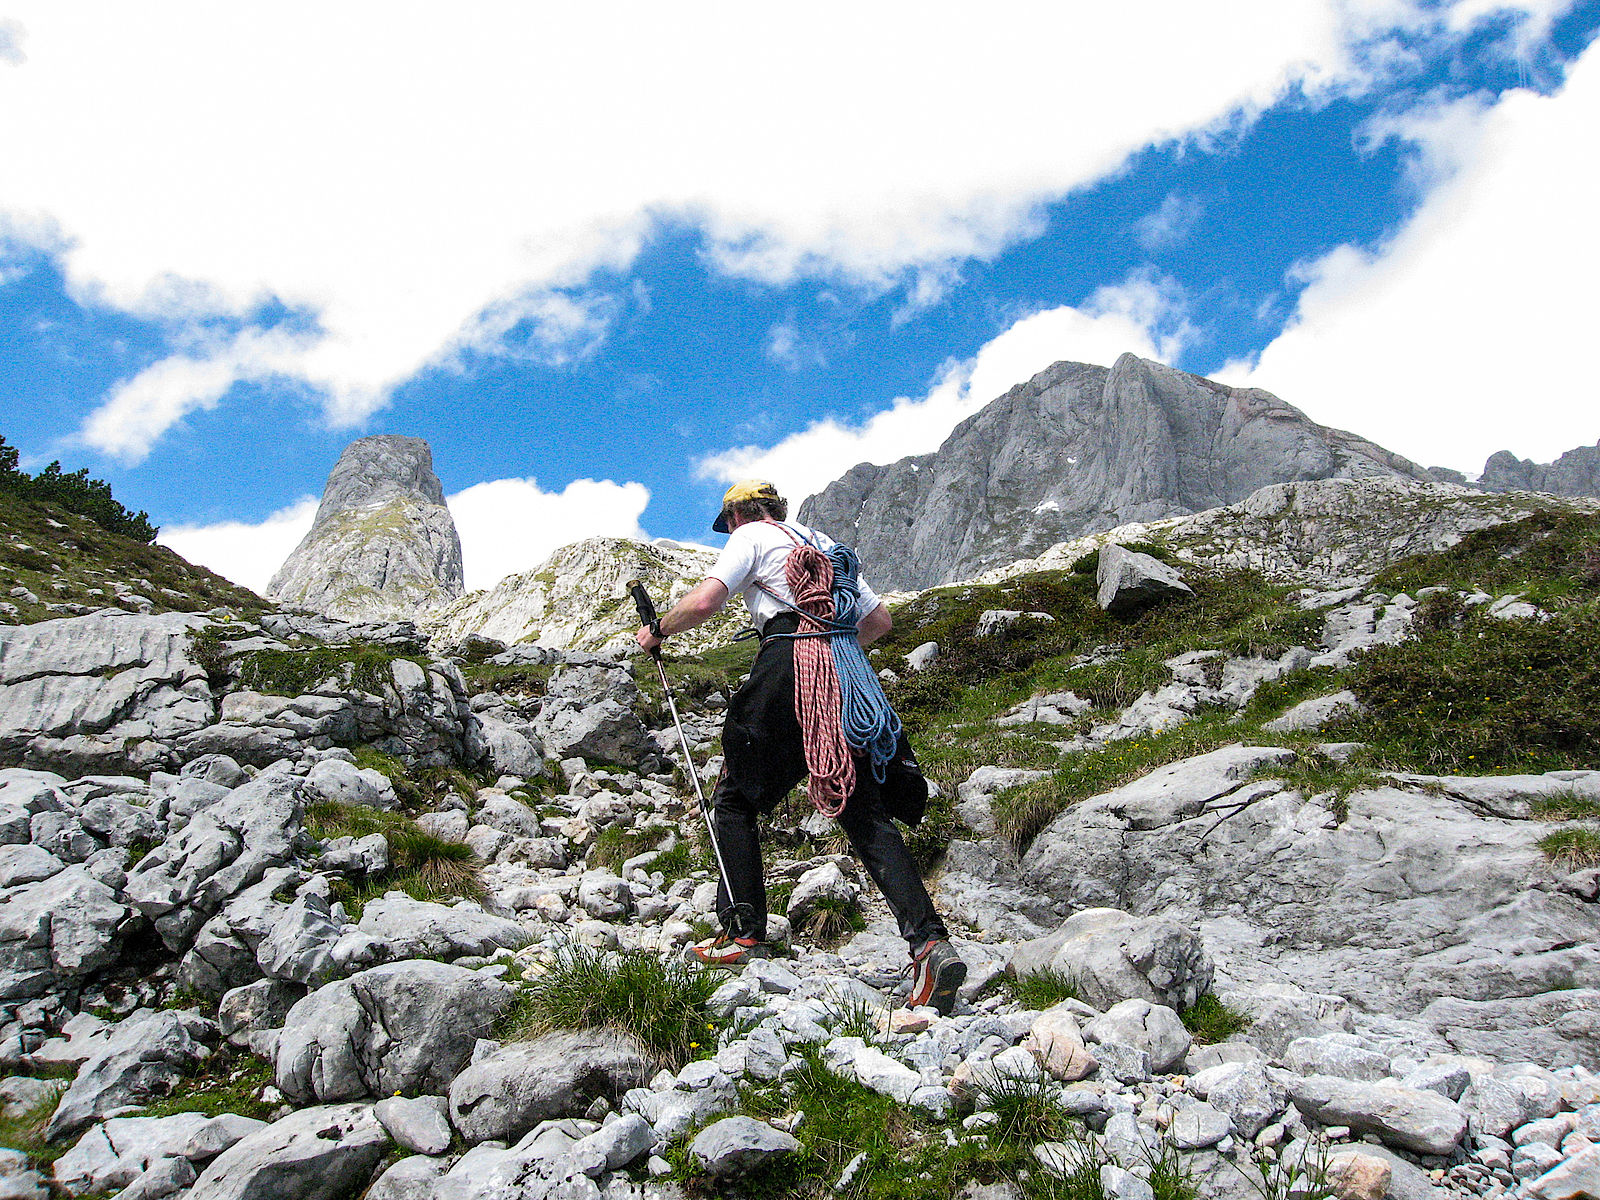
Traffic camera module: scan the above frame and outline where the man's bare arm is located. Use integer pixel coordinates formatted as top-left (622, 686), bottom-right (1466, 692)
top-left (636, 578), bottom-right (730, 652)
top-left (857, 602), bottom-right (892, 648)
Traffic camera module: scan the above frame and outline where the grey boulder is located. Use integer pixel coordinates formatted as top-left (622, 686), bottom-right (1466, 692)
top-left (304, 757), bottom-right (398, 810)
top-left (448, 1029), bottom-right (649, 1144)
top-left (1189, 1061), bottom-right (1287, 1140)
top-left (538, 700), bottom-right (654, 770)
top-left (1006, 907), bottom-right (1213, 1012)
top-left (275, 960), bottom-right (514, 1104)
top-left (1082, 999), bottom-right (1191, 1073)
top-left (355, 894), bottom-right (530, 961)
top-left (254, 892), bottom-right (344, 988)
top-left (1525, 1145), bottom-right (1600, 1200)
top-left (373, 1094), bottom-right (453, 1156)
top-left (122, 771), bottom-right (302, 952)
top-left (1261, 690), bottom-right (1364, 734)
top-left (52, 1112), bottom-right (210, 1195)
top-left (1286, 1073), bottom-right (1468, 1155)
top-left (186, 1102), bottom-right (391, 1200)
top-left (365, 1153), bottom-right (455, 1200)
top-left (1096, 544), bottom-right (1194, 614)
top-left (690, 1115), bottom-right (801, 1177)
top-left (0, 865), bottom-right (129, 1002)
top-left (46, 1008), bottom-right (219, 1141)
top-left (1283, 1034), bottom-right (1392, 1083)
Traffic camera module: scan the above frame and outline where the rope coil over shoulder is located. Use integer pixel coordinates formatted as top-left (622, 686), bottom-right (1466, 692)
top-left (758, 522), bottom-right (903, 818)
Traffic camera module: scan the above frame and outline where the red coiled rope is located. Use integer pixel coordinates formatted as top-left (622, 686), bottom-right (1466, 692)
top-left (785, 542), bottom-right (854, 817)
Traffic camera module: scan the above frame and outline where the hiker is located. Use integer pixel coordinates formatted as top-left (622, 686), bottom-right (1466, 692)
top-left (634, 479), bottom-right (967, 1014)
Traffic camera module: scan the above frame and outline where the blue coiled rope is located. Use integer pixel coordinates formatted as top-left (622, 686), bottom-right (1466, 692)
top-left (824, 543), bottom-right (903, 782)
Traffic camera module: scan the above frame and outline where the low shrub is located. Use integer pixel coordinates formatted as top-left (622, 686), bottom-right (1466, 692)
top-left (238, 646), bottom-right (428, 697)
top-left (1348, 609), bottom-right (1600, 772)
top-left (1371, 510), bottom-right (1600, 603)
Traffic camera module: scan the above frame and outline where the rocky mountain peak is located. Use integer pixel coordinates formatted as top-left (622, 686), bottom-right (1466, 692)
top-left (313, 434), bottom-right (451, 520)
top-left (267, 435), bottom-right (464, 623)
top-left (1476, 442), bottom-right (1600, 497)
top-left (799, 352), bottom-right (1433, 591)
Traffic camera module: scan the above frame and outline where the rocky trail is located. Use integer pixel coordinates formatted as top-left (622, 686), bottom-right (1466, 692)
top-left (2, 479), bottom-right (1600, 1200)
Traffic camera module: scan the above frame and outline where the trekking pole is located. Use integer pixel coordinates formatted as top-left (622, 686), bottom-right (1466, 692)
top-left (626, 579), bottom-right (735, 904)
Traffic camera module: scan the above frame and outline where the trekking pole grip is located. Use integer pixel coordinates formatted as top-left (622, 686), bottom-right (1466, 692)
top-left (626, 579), bottom-right (662, 658)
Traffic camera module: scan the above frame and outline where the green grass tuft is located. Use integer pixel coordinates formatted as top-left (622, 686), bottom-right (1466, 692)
top-left (237, 645), bottom-right (429, 698)
top-left (794, 894), bottom-right (866, 947)
top-left (588, 824), bottom-right (659, 872)
top-left (0, 1085), bottom-right (67, 1167)
top-left (501, 941), bottom-right (719, 1070)
top-left (1005, 968), bottom-right (1081, 1009)
top-left (138, 1047), bottom-right (278, 1121)
top-left (306, 800), bottom-right (485, 910)
top-left (649, 839), bottom-right (711, 884)
top-left (820, 991), bottom-right (886, 1043)
top-left (1529, 793), bottom-right (1600, 822)
top-left (976, 1068), bottom-right (1077, 1147)
top-left (992, 776), bottom-right (1074, 855)
top-left (1143, 1136), bottom-right (1200, 1200)
top-left (1181, 993), bottom-right (1251, 1044)
top-left (1538, 826), bottom-right (1600, 869)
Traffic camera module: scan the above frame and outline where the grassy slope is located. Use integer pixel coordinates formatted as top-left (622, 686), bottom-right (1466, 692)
top-left (0, 488), bottom-right (269, 624)
top-left (648, 510), bottom-right (1600, 867)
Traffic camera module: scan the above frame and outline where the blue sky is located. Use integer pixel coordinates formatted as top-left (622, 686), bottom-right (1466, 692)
top-left (2, 3), bottom-right (1597, 594)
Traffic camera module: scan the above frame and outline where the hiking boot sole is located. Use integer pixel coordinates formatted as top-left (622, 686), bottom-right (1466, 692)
top-left (927, 957), bottom-right (967, 1016)
top-left (685, 945), bottom-right (769, 970)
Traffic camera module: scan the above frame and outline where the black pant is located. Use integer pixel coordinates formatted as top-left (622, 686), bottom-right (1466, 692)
top-left (711, 615), bottom-right (947, 948)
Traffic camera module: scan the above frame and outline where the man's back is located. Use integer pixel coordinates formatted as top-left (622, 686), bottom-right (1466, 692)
top-left (707, 518), bottom-right (882, 630)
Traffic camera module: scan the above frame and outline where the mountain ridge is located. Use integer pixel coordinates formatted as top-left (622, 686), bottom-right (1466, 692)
top-left (799, 352), bottom-right (1433, 592)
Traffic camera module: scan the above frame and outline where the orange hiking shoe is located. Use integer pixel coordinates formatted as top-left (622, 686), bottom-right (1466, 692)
top-left (906, 939), bottom-right (966, 1015)
top-left (688, 935), bottom-right (768, 968)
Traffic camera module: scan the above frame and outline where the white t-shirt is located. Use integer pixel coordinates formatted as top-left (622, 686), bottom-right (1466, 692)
top-left (707, 519), bottom-right (884, 631)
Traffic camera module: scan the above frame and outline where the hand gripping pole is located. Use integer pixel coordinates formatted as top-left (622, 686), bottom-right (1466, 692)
top-left (626, 580), bottom-right (734, 905)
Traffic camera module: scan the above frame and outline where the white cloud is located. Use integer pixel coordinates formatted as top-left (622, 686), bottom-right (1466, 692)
top-left (1218, 40), bottom-right (1600, 472)
top-left (696, 271), bottom-right (1193, 504)
top-left (0, 1), bottom-right (1459, 459)
top-left (81, 328), bottom-right (314, 459)
top-left (159, 497), bottom-right (318, 596)
top-left (0, 19), bottom-right (24, 65)
top-left (159, 476), bottom-right (652, 596)
top-left (1133, 194), bottom-right (1205, 251)
top-left (447, 477), bottom-right (650, 592)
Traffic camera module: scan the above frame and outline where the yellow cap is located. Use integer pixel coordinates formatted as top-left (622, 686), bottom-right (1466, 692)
top-left (713, 479), bottom-right (781, 533)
